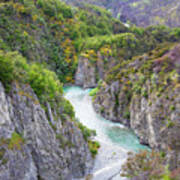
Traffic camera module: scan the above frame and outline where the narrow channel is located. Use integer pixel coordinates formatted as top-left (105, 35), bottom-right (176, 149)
top-left (64, 86), bottom-right (148, 180)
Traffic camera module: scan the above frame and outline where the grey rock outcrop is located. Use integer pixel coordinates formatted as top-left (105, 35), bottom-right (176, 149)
top-left (93, 44), bottom-right (180, 170)
top-left (94, 79), bottom-right (180, 169)
top-left (75, 53), bottom-right (107, 88)
top-left (75, 57), bottom-right (97, 88)
top-left (0, 82), bottom-right (93, 180)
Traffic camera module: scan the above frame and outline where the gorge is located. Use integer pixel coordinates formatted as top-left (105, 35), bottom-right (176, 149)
top-left (0, 0), bottom-right (180, 179)
top-left (65, 86), bottom-right (148, 179)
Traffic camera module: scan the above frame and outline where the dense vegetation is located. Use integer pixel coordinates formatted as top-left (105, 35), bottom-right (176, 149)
top-left (0, 50), bottom-right (62, 101)
top-left (81, 25), bottom-right (180, 58)
top-left (0, 0), bottom-right (126, 83)
top-left (1, 0), bottom-right (180, 85)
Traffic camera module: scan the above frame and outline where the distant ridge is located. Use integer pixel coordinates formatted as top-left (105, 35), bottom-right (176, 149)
top-left (63, 0), bottom-right (180, 27)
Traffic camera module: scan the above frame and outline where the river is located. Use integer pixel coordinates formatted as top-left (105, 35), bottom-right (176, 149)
top-left (64, 86), bottom-right (148, 180)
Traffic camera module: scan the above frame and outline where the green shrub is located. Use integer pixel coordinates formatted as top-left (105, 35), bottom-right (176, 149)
top-left (166, 119), bottom-right (174, 128)
top-left (0, 51), bottom-right (28, 91)
top-left (0, 149), bottom-right (5, 160)
top-left (88, 140), bottom-right (100, 158)
top-left (75, 119), bottom-right (99, 157)
top-left (130, 26), bottom-right (145, 36)
top-left (123, 111), bottom-right (130, 119)
top-left (0, 50), bottom-right (63, 105)
top-left (76, 119), bottom-right (96, 141)
top-left (170, 28), bottom-right (180, 40)
top-left (89, 87), bottom-right (99, 96)
top-left (28, 63), bottom-right (63, 102)
top-left (60, 99), bottom-right (75, 118)
top-left (141, 88), bottom-right (148, 98)
top-left (8, 132), bottom-right (24, 150)
top-left (170, 105), bottom-right (175, 111)
top-left (37, 0), bottom-right (73, 19)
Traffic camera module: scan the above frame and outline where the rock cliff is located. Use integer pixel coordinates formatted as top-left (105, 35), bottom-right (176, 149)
top-left (75, 57), bottom-right (97, 88)
top-left (0, 81), bottom-right (93, 180)
top-left (92, 43), bottom-right (180, 169)
top-left (75, 53), bottom-right (108, 88)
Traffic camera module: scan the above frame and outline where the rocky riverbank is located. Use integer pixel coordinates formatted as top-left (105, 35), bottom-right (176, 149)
top-left (75, 43), bottom-right (180, 170)
top-left (93, 44), bottom-right (180, 170)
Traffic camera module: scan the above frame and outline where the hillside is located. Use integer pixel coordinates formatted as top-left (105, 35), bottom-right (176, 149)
top-left (0, 0), bottom-right (180, 180)
top-left (91, 42), bottom-right (180, 179)
top-left (63, 0), bottom-right (180, 27)
top-left (0, 0), bottom-right (126, 83)
top-left (80, 39), bottom-right (180, 178)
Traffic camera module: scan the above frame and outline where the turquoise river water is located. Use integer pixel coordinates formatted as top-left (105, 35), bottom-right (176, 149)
top-left (64, 86), bottom-right (148, 180)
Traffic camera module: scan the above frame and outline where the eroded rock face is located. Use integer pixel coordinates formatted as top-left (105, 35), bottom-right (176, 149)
top-left (75, 53), bottom-right (107, 88)
top-left (94, 80), bottom-right (180, 169)
top-left (93, 44), bottom-right (180, 170)
top-left (75, 57), bottom-right (97, 88)
top-left (93, 80), bottom-right (131, 127)
top-left (0, 82), bottom-right (93, 180)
